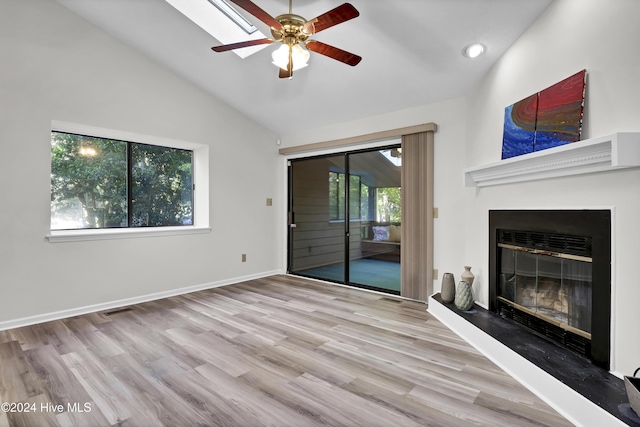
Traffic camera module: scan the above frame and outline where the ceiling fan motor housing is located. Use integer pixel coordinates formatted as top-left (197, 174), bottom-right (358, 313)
top-left (271, 14), bottom-right (310, 46)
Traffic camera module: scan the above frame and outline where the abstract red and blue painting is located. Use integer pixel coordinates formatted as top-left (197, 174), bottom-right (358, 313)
top-left (501, 70), bottom-right (586, 159)
top-left (501, 93), bottom-right (538, 159)
top-left (534, 69), bottom-right (586, 152)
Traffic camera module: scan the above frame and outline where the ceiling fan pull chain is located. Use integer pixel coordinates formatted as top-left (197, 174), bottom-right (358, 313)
top-left (288, 45), bottom-right (293, 75)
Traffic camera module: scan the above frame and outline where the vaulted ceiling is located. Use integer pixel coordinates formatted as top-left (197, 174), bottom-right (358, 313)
top-left (54, 0), bottom-right (553, 135)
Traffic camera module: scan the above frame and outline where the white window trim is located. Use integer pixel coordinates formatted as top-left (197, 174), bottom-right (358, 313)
top-left (47, 120), bottom-right (210, 243)
top-left (47, 226), bottom-right (211, 243)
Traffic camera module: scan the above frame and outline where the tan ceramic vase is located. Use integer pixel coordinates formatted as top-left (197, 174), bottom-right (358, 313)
top-left (461, 266), bottom-right (475, 286)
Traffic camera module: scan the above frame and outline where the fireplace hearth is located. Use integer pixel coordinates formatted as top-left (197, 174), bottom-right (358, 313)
top-left (489, 210), bottom-right (611, 369)
top-left (430, 294), bottom-right (638, 426)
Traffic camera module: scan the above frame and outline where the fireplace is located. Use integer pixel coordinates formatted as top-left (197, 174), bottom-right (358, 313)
top-left (489, 210), bottom-right (611, 369)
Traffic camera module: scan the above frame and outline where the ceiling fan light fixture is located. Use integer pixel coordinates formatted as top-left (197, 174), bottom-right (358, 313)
top-left (272, 43), bottom-right (310, 71)
top-left (463, 43), bottom-right (485, 59)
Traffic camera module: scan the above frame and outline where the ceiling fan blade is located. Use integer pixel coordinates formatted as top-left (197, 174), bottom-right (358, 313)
top-left (302, 3), bottom-right (359, 34)
top-left (279, 67), bottom-right (293, 79)
top-left (279, 45), bottom-right (294, 79)
top-left (306, 40), bottom-right (361, 66)
top-left (228, 0), bottom-right (282, 30)
top-left (211, 38), bottom-right (273, 52)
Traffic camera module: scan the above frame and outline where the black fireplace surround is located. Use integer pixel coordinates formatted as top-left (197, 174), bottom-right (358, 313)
top-left (489, 210), bottom-right (611, 369)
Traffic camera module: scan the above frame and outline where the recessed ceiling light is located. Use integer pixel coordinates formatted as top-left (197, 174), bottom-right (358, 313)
top-left (463, 43), bottom-right (485, 59)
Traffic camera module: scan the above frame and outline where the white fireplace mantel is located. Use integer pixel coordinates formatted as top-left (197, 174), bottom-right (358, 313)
top-left (464, 132), bottom-right (640, 187)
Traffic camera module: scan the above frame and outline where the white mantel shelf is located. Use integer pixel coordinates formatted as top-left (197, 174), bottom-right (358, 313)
top-left (464, 132), bottom-right (640, 187)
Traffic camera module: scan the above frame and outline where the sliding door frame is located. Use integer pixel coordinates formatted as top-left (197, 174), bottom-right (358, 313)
top-left (282, 123), bottom-right (437, 300)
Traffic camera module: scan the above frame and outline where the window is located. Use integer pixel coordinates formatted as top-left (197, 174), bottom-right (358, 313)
top-left (328, 171), bottom-right (363, 221)
top-left (375, 187), bottom-right (401, 223)
top-left (51, 131), bottom-right (193, 230)
top-left (328, 171), bottom-right (343, 220)
top-left (328, 172), bottom-right (401, 223)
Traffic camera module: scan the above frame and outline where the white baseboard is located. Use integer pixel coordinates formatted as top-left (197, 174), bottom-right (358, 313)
top-left (428, 296), bottom-right (627, 427)
top-left (0, 270), bottom-right (284, 332)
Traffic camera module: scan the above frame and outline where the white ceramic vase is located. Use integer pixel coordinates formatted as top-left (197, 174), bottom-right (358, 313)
top-left (454, 281), bottom-right (474, 311)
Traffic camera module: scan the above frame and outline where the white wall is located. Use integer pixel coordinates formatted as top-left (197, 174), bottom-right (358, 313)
top-left (464, 0), bottom-right (640, 375)
top-left (0, 0), bottom-right (283, 324)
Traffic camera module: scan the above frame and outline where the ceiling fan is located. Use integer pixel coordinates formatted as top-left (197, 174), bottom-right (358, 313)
top-left (211, 0), bottom-right (362, 79)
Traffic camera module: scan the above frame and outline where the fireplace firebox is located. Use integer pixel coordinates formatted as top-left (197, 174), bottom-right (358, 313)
top-left (489, 210), bottom-right (611, 369)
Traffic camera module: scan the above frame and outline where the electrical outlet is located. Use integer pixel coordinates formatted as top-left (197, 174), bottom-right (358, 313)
top-left (266, 198), bottom-right (273, 206)
top-left (433, 269), bottom-right (438, 280)
top-left (241, 254), bottom-right (247, 262)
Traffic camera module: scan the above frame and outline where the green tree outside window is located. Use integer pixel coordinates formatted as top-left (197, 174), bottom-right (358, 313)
top-left (51, 131), bottom-right (193, 230)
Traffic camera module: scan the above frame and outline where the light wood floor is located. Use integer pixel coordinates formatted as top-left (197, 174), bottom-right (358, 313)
top-left (0, 275), bottom-right (572, 426)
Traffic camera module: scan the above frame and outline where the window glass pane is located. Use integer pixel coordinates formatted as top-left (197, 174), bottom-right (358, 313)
top-left (131, 143), bottom-right (193, 227)
top-left (349, 175), bottom-right (361, 220)
top-left (329, 171), bottom-right (346, 221)
top-left (329, 172), bottom-right (361, 221)
top-left (51, 132), bottom-right (127, 229)
top-left (376, 187), bottom-right (401, 223)
top-left (360, 183), bottom-right (369, 221)
top-left (337, 173), bottom-right (345, 220)
top-left (329, 171), bottom-right (339, 220)
top-left (290, 155), bottom-right (346, 283)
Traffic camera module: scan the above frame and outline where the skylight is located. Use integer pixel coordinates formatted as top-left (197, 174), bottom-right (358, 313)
top-left (165, 0), bottom-right (269, 59)
top-left (206, 0), bottom-right (257, 34)
top-left (381, 148), bottom-right (402, 167)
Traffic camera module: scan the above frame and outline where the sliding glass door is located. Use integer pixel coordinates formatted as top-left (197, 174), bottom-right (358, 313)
top-left (348, 148), bottom-right (402, 293)
top-left (288, 155), bottom-right (346, 283)
top-left (288, 145), bottom-right (402, 294)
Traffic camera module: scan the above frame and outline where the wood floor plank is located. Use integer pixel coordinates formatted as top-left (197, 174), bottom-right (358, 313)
top-left (23, 345), bottom-right (94, 409)
top-left (0, 275), bottom-right (572, 426)
top-left (473, 391), bottom-right (571, 427)
top-left (291, 372), bottom-right (425, 427)
top-left (60, 351), bottom-right (133, 424)
top-left (0, 341), bottom-right (33, 403)
top-left (342, 376), bottom-right (468, 427)
top-left (231, 334), bottom-right (304, 382)
top-left (195, 362), bottom-right (323, 427)
top-left (38, 321), bottom-right (89, 356)
top-left (106, 353), bottom-right (212, 427)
